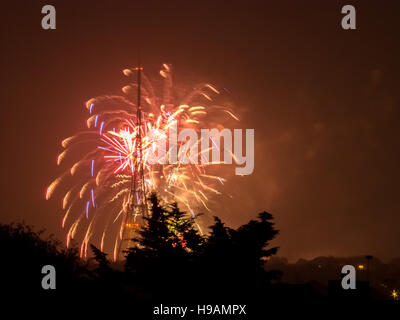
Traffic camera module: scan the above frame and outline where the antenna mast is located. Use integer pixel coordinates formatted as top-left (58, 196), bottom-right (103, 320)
top-left (117, 63), bottom-right (148, 260)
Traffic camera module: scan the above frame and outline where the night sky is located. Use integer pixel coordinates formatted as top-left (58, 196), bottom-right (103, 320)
top-left (1, 0), bottom-right (400, 262)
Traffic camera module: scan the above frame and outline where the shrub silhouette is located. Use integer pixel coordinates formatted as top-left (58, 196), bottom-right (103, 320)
top-left (0, 222), bottom-right (87, 297)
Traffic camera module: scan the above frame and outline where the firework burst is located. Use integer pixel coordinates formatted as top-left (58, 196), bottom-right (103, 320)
top-left (46, 64), bottom-right (238, 259)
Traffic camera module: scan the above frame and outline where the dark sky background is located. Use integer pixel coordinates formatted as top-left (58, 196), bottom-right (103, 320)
top-left (1, 0), bottom-right (400, 262)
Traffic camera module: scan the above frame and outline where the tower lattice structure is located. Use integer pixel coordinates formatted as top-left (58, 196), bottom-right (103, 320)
top-left (117, 66), bottom-right (148, 260)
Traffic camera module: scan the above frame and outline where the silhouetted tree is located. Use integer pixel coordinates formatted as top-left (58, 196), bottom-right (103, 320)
top-left (202, 217), bottom-right (235, 270)
top-left (137, 193), bottom-right (171, 252)
top-left (204, 212), bottom-right (279, 272)
top-left (124, 194), bottom-right (204, 300)
top-left (232, 211), bottom-right (279, 270)
top-left (0, 222), bottom-right (88, 296)
top-left (166, 202), bottom-right (204, 252)
top-left (125, 194), bottom-right (203, 268)
top-left (90, 244), bottom-right (111, 274)
top-left (198, 211), bottom-right (280, 300)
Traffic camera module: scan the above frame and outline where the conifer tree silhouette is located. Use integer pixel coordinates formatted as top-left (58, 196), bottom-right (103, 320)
top-left (90, 244), bottom-right (111, 274)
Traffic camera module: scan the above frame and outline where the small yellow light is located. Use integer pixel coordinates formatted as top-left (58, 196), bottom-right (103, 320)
top-left (391, 289), bottom-right (399, 300)
top-left (357, 264), bottom-right (365, 270)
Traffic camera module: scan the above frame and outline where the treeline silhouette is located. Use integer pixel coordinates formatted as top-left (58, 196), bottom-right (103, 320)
top-left (3, 194), bottom-right (399, 316)
top-left (1, 194), bottom-right (288, 308)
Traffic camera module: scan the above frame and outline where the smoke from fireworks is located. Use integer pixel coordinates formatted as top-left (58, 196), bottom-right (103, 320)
top-left (46, 64), bottom-right (239, 259)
